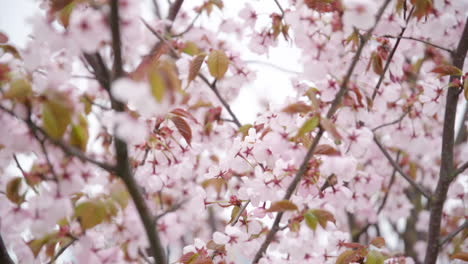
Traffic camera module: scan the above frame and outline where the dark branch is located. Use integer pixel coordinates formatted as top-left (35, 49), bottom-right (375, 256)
top-left (453, 160), bottom-right (468, 178)
top-left (373, 136), bottom-right (431, 199)
top-left (381, 35), bottom-right (453, 53)
top-left (424, 17), bottom-right (468, 264)
top-left (273, 0), bottom-right (285, 17)
top-left (46, 235), bottom-right (78, 264)
top-left (0, 233), bottom-right (14, 264)
top-left (110, 1), bottom-right (167, 263)
top-left (439, 221), bottom-right (467, 246)
top-left (371, 8), bottom-right (413, 101)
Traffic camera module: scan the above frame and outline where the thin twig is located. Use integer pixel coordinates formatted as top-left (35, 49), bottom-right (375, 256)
top-left (173, 12), bottom-right (201, 37)
top-left (373, 136), bottom-right (431, 199)
top-left (141, 19), bottom-right (242, 128)
top-left (352, 152), bottom-right (400, 241)
top-left (273, 0), bottom-right (285, 17)
top-left (0, 105), bottom-right (115, 172)
top-left (371, 7), bottom-right (414, 101)
top-left (155, 200), bottom-right (187, 222)
top-left (152, 0), bottom-right (162, 19)
top-left (381, 35), bottom-right (453, 53)
top-left (453, 160), bottom-right (468, 178)
top-left (439, 221), bottom-right (467, 246)
top-left (46, 236), bottom-right (78, 264)
top-left (251, 2), bottom-right (393, 262)
top-left (372, 111), bottom-right (409, 132)
top-left (231, 200), bottom-right (250, 226)
top-left (166, 0), bottom-right (184, 32)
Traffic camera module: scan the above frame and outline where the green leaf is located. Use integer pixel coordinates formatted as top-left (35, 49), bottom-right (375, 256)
top-left (74, 200), bottom-right (108, 230)
top-left (207, 50), bottom-right (229, 79)
top-left (228, 205), bottom-right (241, 224)
top-left (304, 211), bottom-right (318, 230)
top-left (365, 250), bottom-right (386, 264)
top-left (149, 70), bottom-right (166, 102)
top-left (6, 177), bottom-right (24, 204)
top-left (110, 180), bottom-right (130, 209)
top-left (69, 115), bottom-right (89, 151)
top-left (41, 91), bottom-right (73, 139)
top-left (311, 209), bottom-right (336, 228)
top-left (183, 41), bottom-right (201, 56)
top-left (4, 78), bottom-right (32, 101)
top-left (296, 116), bottom-right (320, 138)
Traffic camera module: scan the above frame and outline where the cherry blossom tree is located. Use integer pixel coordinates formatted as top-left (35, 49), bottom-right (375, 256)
top-left (0, 0), bottom-right (467, 264)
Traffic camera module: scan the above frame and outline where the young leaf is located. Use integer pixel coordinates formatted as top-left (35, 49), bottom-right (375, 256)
top-left (207, 50), bottom-right (229, 79)
top-left (6, 177), bottom-right (24, 204)
top-left (296, 116), bottom-right (320, 138)
top-left (4, 78), bottom-right (32, 101)
top-left (365, 250), bottom-right (386, 264)
top-left (42, 91), bottom-right (73, 140)
top-left (187, 54), bottom-right (206, 86)
top-left (149, 70), bottom-right (166, 102)
top-left (370, 237), bottom-right (386, 248)
top-left (228, 205), bottom-right (241, 224)
top-left (171, 108), bottom-right (198, 124)
top-left (314, 144), bottom-right (340, 155)
top-left (281, 102), bottom-right (312, 114)
top-left (451, 252), bottom-right (468, 261)
top-left (304, 211), bottom-right (318, 230)
top-left (69, 115), bottom-right (89, 152)
top-left (311, 209), bottom-right (336, 228)
top-left (74, 200), bottom-right (108, 230)
top-left (431, 64), bottom-right (462, 77)
top-left (171, 115), bottom-right (192, 146)
top-left (266, 200), bottom-right (298, 212)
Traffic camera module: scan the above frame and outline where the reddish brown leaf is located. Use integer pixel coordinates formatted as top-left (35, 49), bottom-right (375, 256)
top-left (314, 144), bottom-right (340, 155)
top-left (171, 108), bottom-right (199, 124)
top-left (451, 252), bottom-right (468, 261)
top-left (321, 118), bottom-right (342, 142)
top-left (431, 64), bottom-right (462, 77)
top-left (266, 200), bottom-right (298, 212)
top-left (187, 54), bottom-right (206, 86)
top-left (281, 102), bottom-right (312, 114)
top-left (311, 209), bottom-right (336, 228)
top-left (171, 115), bottom-right (192, 146)
top-left (370, 237), bottom-right (386, 248)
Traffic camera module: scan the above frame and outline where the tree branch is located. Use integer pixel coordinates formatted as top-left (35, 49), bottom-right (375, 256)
top-left (273, 0), bottom-right (285, 17)
top-left (141, 19), bottom-right (242, 128)
top-left (373, 136), bottom-right (431, 199)
top-left (109, 1), bottom-right (167, 263)
top-left (352, 152), bottom-right (400, 241)
top-left (251, 1), bottom-right (392, 262)
top-left (0, 233), bottom-right (14, 264)
top-left (381, 35), bottom-right (453, 53)
top-left (439, 221), bottom-right (467, 247)
top-left (371, 7), bottom-right (414, 101)
top-left (46, 235), bottom-right (78, 264)
top-left (453, 160), bottom-right (468, 178)
top-left (424, 17), bottom-right (468, 264)
top-left (0, 105), bottom-right (115, 172)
